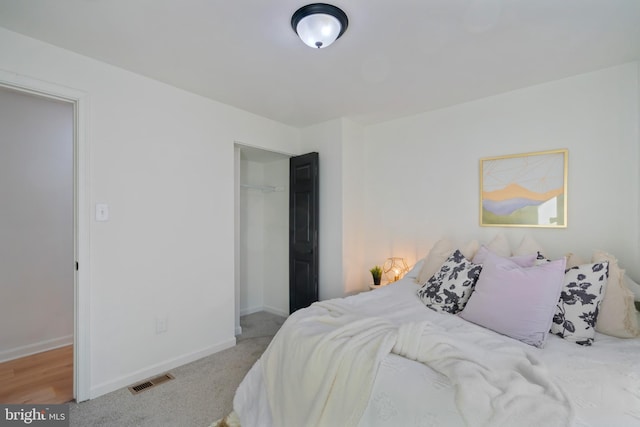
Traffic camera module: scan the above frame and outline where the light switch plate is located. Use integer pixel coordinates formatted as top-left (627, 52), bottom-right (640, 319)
top-left (96, 203), bottom-right (109, 221)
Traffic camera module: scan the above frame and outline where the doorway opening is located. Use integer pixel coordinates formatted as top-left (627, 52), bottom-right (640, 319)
top-left (234, 144), bottom-right (291, 334)
top-left (0, 71), bottom-right (89, 402)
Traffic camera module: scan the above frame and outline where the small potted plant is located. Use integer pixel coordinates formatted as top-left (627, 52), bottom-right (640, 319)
top-left (369, 265), bottom-right (383, 286)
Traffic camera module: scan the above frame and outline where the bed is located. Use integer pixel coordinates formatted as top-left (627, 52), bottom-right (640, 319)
top-left (231, 237), bottom-right (640, 427)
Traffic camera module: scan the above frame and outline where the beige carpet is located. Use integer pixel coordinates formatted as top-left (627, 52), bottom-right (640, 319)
top-left (209, 411), bottom-right (241, 427)
top-left (69, 312), bottom-right (284, 427)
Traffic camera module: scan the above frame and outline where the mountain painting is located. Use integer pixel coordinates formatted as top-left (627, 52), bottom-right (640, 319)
top-left (480, 150), bottom-right (567, 227)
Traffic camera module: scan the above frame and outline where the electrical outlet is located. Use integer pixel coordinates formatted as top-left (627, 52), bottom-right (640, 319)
top-left (156, 316), bottom-right (168, 334)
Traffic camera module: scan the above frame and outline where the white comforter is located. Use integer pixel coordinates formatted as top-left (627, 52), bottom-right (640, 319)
top-left (260, 300), bottom-right (398, 427)
top-left (234, 279), bottom-right (640, 427)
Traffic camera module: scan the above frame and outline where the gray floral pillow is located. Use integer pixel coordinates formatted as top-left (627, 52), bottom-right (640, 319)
top-left (551, 261), bottom-right (609, 346)
top-left (417, 249), bottom-right (482, 314)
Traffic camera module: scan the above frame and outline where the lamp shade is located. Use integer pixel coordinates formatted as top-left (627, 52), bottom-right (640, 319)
top-left (383, 257), bottom-right (409, 283)
top-left (291, 4), bottom-right (349, 49)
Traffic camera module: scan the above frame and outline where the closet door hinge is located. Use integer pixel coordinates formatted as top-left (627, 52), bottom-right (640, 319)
top-left (75, 261), bottom-right (79, 271)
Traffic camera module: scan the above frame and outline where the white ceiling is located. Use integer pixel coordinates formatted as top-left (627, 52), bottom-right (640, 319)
top-left (1, 0), bottom-right (639, 128)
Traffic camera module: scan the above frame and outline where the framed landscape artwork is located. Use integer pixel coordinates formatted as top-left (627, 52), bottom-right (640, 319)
top-left (480, 149), bottom-right (568, 228)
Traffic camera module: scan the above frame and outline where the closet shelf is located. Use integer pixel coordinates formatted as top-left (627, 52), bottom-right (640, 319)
top-left (240, 183), bottom-right (285, 193)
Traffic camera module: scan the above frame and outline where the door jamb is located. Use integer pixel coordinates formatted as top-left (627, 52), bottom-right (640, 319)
top-left (0, 70), bottom-right (91, 402)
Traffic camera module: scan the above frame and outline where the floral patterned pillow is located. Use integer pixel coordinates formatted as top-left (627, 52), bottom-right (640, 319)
top-left (551, 261), bottom-right (609, 346)
top-left (535, 251), bottom-right (550, 265)
top-left (417, 249), bottom-right (482, 314)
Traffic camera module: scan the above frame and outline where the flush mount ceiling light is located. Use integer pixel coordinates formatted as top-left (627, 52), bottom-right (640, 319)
top-left (291, 3), bottom-right (349, 49)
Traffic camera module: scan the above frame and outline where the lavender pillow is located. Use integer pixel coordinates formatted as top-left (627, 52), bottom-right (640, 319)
top-left (472, 245), bottom-right (537, 267)
top-left (460, 251), bottom-right (566, 347)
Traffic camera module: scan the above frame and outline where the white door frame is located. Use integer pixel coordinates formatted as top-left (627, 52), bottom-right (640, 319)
top-left (233, 146), bottom-right (242, 336)
top-left (0, 70), bottom-right (91, 402)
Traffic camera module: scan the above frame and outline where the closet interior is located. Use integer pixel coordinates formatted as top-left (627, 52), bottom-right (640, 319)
top-left (234, 144), bottom-right (290, 334)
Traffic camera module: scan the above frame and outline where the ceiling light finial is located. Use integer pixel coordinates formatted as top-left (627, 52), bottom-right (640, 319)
top-left (291, 3), bottom-right (349, 49)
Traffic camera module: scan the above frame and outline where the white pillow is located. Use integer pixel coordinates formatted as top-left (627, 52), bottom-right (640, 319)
top-left (512, 235), bottom-right (545, 257)
top-left (565, 252), bottom-right (588, 269)
top-left (486, 233), bottom-right (511, 257)
top-left (416, 239), bottom-right (454, 285)
top-left (405, 258), bottom-right (425, 281)
top-left (592, 251), bottom-right (640, 338)
top-left (459, 240), bottom-right (480, 261)
top-left (472, 245), bottom-right (536, 267)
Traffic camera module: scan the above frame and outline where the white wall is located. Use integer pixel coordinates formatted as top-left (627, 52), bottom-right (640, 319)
top-left (361, 63), bottom-right (640, 281)
top-left (238, 156), bottom-right (289, 317)
top-left (299, 118), bottom-right (367, 298)
top-left (341, 119), bottom-right (366, 294)
top-left (239, 159), bottom-right (265, 314)
top-left (0, 87), bottom-right (74, 362)
top-left (0, 27), bottom-right (300, 398)
top-left (262, 158), bottom-right (289, 316)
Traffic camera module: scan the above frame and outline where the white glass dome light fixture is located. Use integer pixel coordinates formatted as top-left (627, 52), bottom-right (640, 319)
top-left (291, 3), bottom-right (349, 49)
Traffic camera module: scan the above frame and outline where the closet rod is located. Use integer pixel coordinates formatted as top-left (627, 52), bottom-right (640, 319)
top-left (240, 183), bottom-right (285, 193)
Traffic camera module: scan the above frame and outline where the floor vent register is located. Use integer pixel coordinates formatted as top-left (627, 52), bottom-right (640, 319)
top-left (128, 373), bottom-right (175, 395)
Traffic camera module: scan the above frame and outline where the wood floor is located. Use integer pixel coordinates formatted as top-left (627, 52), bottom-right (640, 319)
top-left (0, 345), bottom-right (73, 404)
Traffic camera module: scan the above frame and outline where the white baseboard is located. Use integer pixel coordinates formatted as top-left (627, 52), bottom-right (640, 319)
top-left (240, 305), bottom-right (288, 318)
top-left (263, 305), bottom-right (289, 318)
top-left (239, 306), bottom-right (262, 316)
top-left (89, 337), bottom-right (236, 400)
top-left (0, 335), bottom-right (73, 363)
top-left (235, 326), bottom-right (243, 336)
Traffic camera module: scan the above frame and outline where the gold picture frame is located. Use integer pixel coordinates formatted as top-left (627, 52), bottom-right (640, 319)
top-left (480, 149), bottom-right (568, 228)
